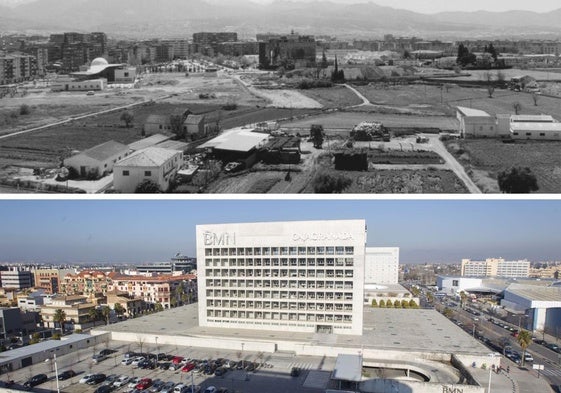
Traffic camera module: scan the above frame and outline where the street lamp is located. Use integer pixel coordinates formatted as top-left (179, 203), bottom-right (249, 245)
top-left (487, 353), bottom-right (498, 393)
top-left (155, 336), bottom-right (159, 355)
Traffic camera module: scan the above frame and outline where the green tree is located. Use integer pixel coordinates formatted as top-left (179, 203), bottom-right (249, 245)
top-left (88, 308), bottom-right (100, 323)
top-left (135, 179), bottom-right (161, 193)
top-left (52, 333), bottom-right (61, 340)
top-left (313, 173), bottom-right (352, 194)
top-left (170, 114), bottom-right (185, 139)
top-left (517, 330), bottom-right (533, 366)
top-left (401, 299), bottom-right (409, 308)
top-left (53, 309), bottom-right (66, 332)
top-left (371, 299), bottom-right (378, 307)
top-left (379, 299), bottom-right (386, 308)
top-left (310, 124), bottom-right (324, 149)
top-left (442, 308), bottom-right (454, 318)
top-left (409, 299), bottom-right (418, 308)
top-left (19, 104), bottom-right (31, 116)
top-left (459, 291), bottom-right (468, 308)
top-left (154, 302), bottom-right (164, 312)
top-left (114, 303), bottom-right (126, 318)
top-left (393, 300), bottom-right (401, 308)
top-left (498, 167), bottom-right (539, 193)
top-left (30, 333), bottom-right (41, 344)
top-left (120, 111), bottom-right (134, 128)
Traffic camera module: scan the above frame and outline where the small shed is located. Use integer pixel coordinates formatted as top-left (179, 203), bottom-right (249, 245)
top-left (183, 114), bottom-right (206, 137)
top-left (144, 114), bottom-right (171, 134)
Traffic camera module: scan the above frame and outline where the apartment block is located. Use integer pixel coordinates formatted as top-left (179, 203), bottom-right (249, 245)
top-left (461, 258), bottom-right (530, 278)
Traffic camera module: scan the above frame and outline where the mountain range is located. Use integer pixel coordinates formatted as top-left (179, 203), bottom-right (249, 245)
top-left (1, 0), bottom-right (561, 39)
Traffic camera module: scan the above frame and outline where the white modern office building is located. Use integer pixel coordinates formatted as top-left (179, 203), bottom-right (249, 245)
top-left (364, 247), bottom-right (399, 285)
top-left (196, 220), bottom-right (367, 335)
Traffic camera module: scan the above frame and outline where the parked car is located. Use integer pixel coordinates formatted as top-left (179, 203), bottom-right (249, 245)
top-left (86, 374), bottom-right (107, 385)
top-left (122, 357), bottom-right (134, 365)
top-left (524, 352), bottom-right (534, 362)
top-left (290, 367), bottom-right (301, 377)
top-left (136, 377), bottom-right (153, 390)
top-left (113, 375), bottom-right (130, 388)
top-left (100, 349), bottom-right (116, 356)
top-left (94, 385), bottom-right (113, 393)
top-left (214, 367), bottom-right (226, 376)
top-left (58, 370), bottom-right (76, 380)
top-left (92, 354), bottom-right (107, 363)
top-left (79, 374), bottom-right (95, 384)
top-left (204, 386), bottom-right (217, 393)
top-left (181, 362), bottom-right (196, 372)
top-left (174, 383), bottom-right (186, 393)
top-left (128, 377), bottom-right (140, 388)
top-left (24, 374), bottom-right (48, 388)
top-left (160, 381), bottom-right (176, 393)
top-left (132, 356), bottom-right (146, 365)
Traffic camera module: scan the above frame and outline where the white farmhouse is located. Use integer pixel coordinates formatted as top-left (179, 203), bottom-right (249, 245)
top-left (64, 140), bottom-right (130, 179)
top-left (113, 147), bottom-right (183, 193)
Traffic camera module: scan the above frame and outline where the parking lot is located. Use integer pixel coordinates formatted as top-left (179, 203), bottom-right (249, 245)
top-left (5, 341), bottom-right (335, 393)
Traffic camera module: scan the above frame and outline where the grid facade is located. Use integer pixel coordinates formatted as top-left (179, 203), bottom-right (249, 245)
top-left (197, 220), bottom-right (366, 335)
top-left (461, 258), bottom-right (530, 278)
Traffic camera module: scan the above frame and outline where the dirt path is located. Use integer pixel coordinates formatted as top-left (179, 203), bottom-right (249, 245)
top-left (428, 135), bottom-right (481, 194)
top-left (343, 83), bottom-right (371, 106)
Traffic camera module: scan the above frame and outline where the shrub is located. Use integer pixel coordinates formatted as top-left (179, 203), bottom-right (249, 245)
top-left (312, 173), bottom-right (352, 193)
top-left (371, 299), bottom-right (378, 307)
top-left (19, 104), bottom-right (31, 116)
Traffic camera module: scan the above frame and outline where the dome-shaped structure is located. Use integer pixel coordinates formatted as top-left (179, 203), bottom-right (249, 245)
top-left (91, 57), bottom-right (109, 67)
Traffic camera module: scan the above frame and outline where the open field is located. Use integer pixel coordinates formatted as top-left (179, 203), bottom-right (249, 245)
top-left (299, 86), bottom-right (363, 108)
top-left (447, 68), bottom-right (561, 82)
top-left (353, 83), bottom-right (561, 119)
top-left (447, 139), bottom-right (561, 193)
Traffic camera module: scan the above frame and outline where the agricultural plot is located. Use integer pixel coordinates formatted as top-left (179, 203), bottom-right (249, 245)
top-left (447, 139), bottom-right (561, 193)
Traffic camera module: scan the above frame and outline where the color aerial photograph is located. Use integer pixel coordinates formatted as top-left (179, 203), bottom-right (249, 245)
top-left (2, 0), bottom-right (561, 193)
top-left (0, 199), bottom-right (561, 393)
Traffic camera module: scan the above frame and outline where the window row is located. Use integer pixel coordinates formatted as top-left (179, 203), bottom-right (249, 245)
top-left (206, 300), bottom-right (353, 312)
top-left (205, 269), bottom-right (354, 278)
top-left (204, 258), bottom-right (355, 267)
top-left (205, 280), bottom-right (354, 290)
top-left (206, 310), bottom-right (352, 323)
top-left (205, 290), bottom-right (354, 301)
top-left (205, 246), bottom-right (354, 257)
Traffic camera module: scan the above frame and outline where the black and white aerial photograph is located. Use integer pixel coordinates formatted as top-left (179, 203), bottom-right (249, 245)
top-left (1, 0), bottom-right (561, 194)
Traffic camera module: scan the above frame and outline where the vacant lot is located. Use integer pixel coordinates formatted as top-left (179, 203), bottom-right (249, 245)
top-left (447, 139), bottom-right (561, 193)
top-left (299, 86), bottom-right (363, 108)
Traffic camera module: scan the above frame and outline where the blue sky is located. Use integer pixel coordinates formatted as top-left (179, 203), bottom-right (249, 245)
top-left (0, 199), bottom-right (560, 264)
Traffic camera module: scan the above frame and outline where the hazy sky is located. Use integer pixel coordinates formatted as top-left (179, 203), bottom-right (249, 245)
top-left (1, 199), bottom-right (560, 265)
top-left (250, 0), bottom-right (561, 14)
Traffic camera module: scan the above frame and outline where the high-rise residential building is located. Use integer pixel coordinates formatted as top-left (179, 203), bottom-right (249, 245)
top-left (0, 53), bottom-right (37, 85)
top-left (193, 32), bottom-right (238, 56)
top-left (461, 258), bottom-right (530, 278)
top-left (0, 267), bottom-right (33, 290)
top-left (364, 247), bottom-right (399, 285)
top-left (196, 220), bottom-right (366, 335)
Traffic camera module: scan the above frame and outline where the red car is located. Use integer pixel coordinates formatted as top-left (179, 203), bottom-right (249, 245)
top-left (181, 362), bottom-right (196, 372)
top-left (135, 378), bottom-right (152, 390)
top-left (172, 356), bottom-right (184, 365)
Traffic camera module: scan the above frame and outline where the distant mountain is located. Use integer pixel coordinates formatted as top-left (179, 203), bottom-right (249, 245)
top-left (1, 0), bottom-right (561, 39)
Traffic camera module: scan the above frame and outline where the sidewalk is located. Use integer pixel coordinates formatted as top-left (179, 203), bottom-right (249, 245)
top-left (470, 361), bottom-right (555, 393)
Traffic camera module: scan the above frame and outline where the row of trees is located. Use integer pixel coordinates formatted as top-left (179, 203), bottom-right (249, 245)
top-left (371, 299), bottom-right (419, 308)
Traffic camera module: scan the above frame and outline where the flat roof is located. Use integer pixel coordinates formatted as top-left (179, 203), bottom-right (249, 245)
top-left (0, 334), bottom-right (92, 364)
top-left (98, 304), bottom-right (491, 357)
top-left (333, 354), bottom-right (362, 382)
top-left (506, 283), bottom-right (561, 303)
top-left (511, 115), bottom-right (555, 122)
top-left (456, 106), bottom-right (491, 117)
top-left (116, 147), bottom-right (179, 167)
top-left (511, 122), bottom-right (561, 132)
top-left (200, 127), bottom-right (270, 152)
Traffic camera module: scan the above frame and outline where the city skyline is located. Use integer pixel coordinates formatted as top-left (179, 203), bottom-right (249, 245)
top-left (1, 199), bottom-right (561, 264)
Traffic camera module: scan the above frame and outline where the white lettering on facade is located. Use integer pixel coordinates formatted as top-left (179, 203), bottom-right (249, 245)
top-left (203, 232), bottom-right (236, 246)
top-left (292, 233), bottom-right (354, 242)
top-left (442, 386), bottom-right (463, 393)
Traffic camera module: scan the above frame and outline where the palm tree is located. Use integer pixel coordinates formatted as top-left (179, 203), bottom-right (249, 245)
top-left (101, 306), bottom-right (111, 325)
top-left (517, 330), bottom-right (533, 366)
top-left (53, 309), bottom-right (66, 332)
top-left (88, 308), bottom-right (99, 323)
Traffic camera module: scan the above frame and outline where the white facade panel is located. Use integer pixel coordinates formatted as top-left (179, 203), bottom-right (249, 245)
top-left (196, 220), bottom-right (366, 335)
top-left (364, 247), bottom-right (399, 285)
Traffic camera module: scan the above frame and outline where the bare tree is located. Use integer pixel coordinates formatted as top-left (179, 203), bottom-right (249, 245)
top-left (532, 93), bottom-right (539, 106)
